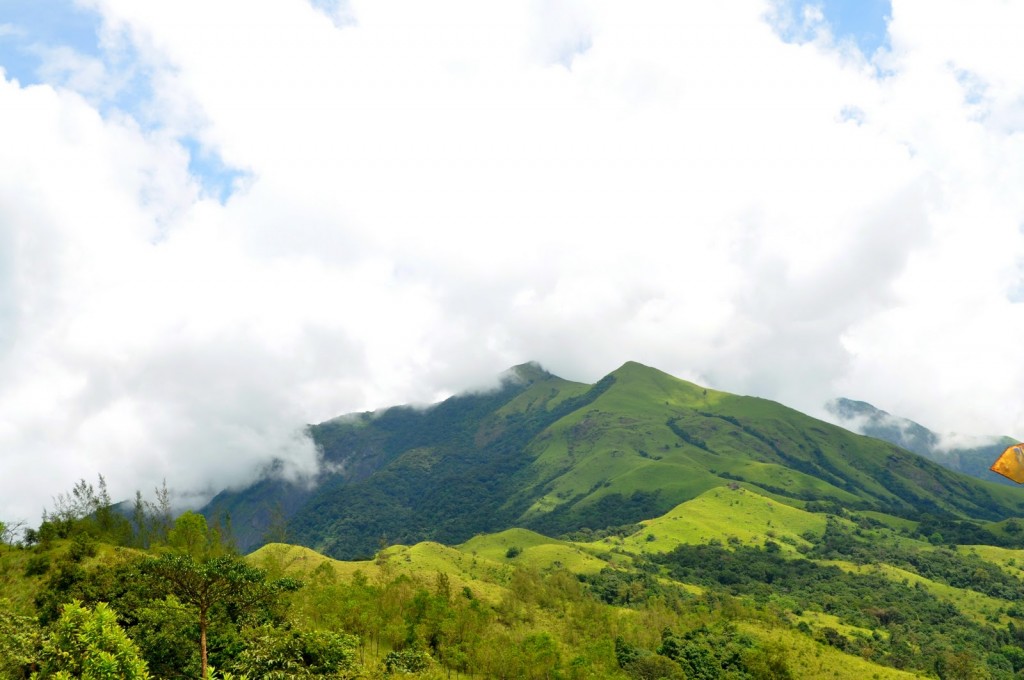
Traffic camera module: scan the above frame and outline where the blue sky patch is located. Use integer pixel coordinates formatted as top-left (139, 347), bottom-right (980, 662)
top-left (0, 0), bottom-right (104, 85)
top-left (770, 0), bottom-right (891, 58)
top-left (179, 136), bottom-right (248, 205)
top-left (818, 0), bottom-right (890, 56)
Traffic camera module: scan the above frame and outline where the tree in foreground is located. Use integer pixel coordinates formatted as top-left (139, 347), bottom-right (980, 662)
top-left (33, 600), bottom-right (150, 679)
top-left (140, 553), bottom-right (301, 679)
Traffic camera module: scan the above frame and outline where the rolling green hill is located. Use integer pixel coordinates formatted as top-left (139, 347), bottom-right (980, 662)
top-left (204, 361), bottom-right (1024, 559)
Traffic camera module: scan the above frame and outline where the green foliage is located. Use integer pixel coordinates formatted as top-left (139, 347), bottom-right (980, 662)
top-left (167, 511), bottom-right (230, 560)
top-left (230, 625), bottom-right (361, 678)
top-left (137, 553), bottom-right (302, 678)
top-left (0, 600), bottom-right (40, 679)
top-left (656, 624), bottom-right (767, 679)
top-left (33, 601), bottom-right (150, 679)
top-left (39, 476), bottom-right (133, 547)
top-left (578, 567), bottom-right (677, 607)
top-left (622, 653), bottom-right (687, 679)
top-left (24, 554), bottom-right (51, 577)
top-left (810, 517), bottom-right (1024, 600)
top-left (383, 646), bottom-right (432, 674)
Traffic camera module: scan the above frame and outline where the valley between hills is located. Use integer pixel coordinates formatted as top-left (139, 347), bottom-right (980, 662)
top-left (5, 361), bottom-right (1024, 678)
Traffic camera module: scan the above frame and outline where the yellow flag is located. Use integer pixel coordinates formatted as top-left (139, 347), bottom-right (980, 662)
top-left (991, 444), bottom-right (1024, 484)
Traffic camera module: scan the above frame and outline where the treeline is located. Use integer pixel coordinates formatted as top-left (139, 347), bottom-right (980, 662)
top-left (17, 475), bottom-right (233, 553)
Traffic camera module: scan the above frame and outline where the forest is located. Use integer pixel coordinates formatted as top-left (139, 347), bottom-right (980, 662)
top-left (6, 474), bottom-right (1024, 679)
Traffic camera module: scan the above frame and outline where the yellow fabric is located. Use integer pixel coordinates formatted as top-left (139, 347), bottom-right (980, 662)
top-left (990, 444), bottom-right (1024, 484)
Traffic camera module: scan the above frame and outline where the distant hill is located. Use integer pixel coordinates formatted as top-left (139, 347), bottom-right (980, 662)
top-left (826, 397), bottom-right (1018, 485)
top-left (204, 361), bottom-right (1024, 558)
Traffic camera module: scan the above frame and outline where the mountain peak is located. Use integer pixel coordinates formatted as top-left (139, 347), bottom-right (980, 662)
top-left (504, 361), bottom-right (554, 385)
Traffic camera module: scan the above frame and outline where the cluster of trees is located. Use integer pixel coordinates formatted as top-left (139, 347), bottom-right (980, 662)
top-left (614, 623), bottom-right (793, 680)
top-left (654, 528), bottom-right (1024, 678)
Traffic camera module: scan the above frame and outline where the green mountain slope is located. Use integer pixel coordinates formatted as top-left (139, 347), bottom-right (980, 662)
top-left (204, 361), bottom-right (1024, 559)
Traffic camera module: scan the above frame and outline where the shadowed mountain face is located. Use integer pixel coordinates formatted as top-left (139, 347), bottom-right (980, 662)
top-left (204, 362), bottom-right (1024, 559)
top-left (826, 397), bottom-right (1018, 486)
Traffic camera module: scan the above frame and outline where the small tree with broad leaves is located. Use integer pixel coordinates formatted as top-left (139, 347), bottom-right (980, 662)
top-left (140, 554), bottom-right (302, 679)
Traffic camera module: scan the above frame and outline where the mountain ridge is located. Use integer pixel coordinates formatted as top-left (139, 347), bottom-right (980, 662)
top-left (203, 361), bottom-right (1024, 558)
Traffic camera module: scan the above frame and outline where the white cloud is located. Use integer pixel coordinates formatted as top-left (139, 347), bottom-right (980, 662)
top-left (1, 0), bottom-right (1024, 522)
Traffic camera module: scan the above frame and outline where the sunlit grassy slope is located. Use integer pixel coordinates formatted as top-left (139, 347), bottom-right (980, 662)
top-left (739, 623), bottom-right (922, 680)
top-left (596, 487), bottom-right (828, 555)
top-left (516, 362), bottom-right (1024, 536)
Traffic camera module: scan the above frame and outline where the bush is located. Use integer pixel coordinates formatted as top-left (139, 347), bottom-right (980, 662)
top-left (623, 654), bottom-right (686, 680)
top-left (24, 554), bottom-right (51, 577)
top-left (384, 647), bottom-right (432, 674)
top-left (231, 626), bottom-right (361, 677)
top-left (34, 601), bottom-right (150, 679)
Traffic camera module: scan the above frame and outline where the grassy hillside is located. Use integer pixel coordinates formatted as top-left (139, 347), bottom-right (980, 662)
top-left (517, 362), bottom-right (1024, 536)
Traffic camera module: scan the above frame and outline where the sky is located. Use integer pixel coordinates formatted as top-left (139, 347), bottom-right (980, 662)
top-left (1, 0), bottom-right (1024, 523)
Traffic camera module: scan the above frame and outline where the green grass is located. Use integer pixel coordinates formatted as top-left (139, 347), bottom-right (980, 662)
top-left (597, 487), bottom-right (828, 555)
top-left (0, 540), bottom-right (145, 616)
top-left (0, 545), bottom-right (41, 615)
top-left (250, 541), bottom-right (512, 602)
top-left (737, 623), bottom-right (922, 680)
top-left (459, 528), bottom-right (563, 560)
top-left (857, 511), bottom-right (920, 533)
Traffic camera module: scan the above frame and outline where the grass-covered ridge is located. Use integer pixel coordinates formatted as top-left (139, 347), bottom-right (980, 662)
top-left (204, 360), bottom-right (1024, 561)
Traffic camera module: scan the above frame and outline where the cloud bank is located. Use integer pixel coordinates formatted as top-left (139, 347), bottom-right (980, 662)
top-left (2, 0), bottom-right (1024, 522)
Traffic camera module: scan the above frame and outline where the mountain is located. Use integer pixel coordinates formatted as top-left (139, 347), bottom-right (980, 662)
top-left (203, 361), bottom-right (1024, 558)
top-left (826, 397), bottom-right (1018, 485)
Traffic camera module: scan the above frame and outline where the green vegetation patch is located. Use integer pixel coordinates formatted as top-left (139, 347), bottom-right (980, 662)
top-left (613, 486), bottom-right (827, 554)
